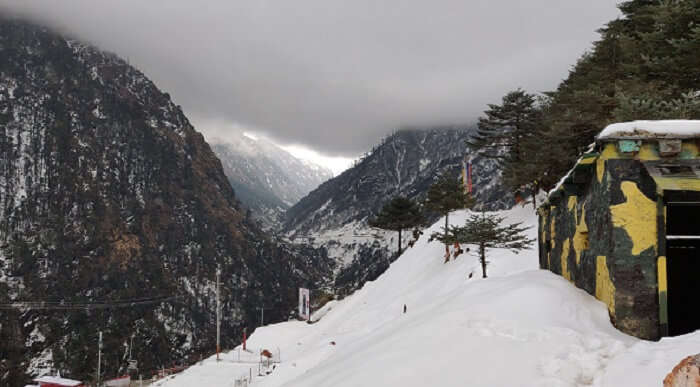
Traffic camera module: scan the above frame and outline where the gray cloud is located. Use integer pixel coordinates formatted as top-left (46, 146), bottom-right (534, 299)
top-left (1, 0), bottom-right (620, 157)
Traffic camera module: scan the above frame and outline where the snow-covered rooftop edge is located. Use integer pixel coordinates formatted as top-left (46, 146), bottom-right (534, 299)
top-left (541, 120), bottom-right (700, 208)
top-left (597, 120), bottom-right (700, 140)
top-left (540, 142), bottom-right (595, 207)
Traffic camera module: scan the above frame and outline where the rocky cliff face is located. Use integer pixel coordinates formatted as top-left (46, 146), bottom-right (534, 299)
top-left (283, 128), bottom-right (511, 294)
top-left (285, 128), bottom-right (510, 235)
top-left (211, 135), bottom-right (332, 230)
top-left (0, 18), bottom-right (332, 386)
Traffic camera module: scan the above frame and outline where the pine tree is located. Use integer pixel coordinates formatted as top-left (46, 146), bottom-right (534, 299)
top-left (432, 212), bottom-right (534, 278)
top-left (467, 89), bottom-right (540, 164)
top-left (612, 90), bottom-right (700, 122)
top-left (535, 0), bottom-right (700, 190)
top-left (369, 196), bottom-right (424, 256)
top-left (424, 172), bottom-right (474, 254)
top-left (467, 89), bottom-right (546, 205)
top-left (616, 0), bottom-right (700, 96)
top-left (509, 96), bottom-right (578, 206)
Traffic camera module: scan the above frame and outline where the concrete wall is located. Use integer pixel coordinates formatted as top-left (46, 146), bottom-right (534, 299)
top-left (539, 142), bottom-right (663, 340)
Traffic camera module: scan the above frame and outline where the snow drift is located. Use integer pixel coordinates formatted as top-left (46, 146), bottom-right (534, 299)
top-left (158, 205), bottom-right (699, 387)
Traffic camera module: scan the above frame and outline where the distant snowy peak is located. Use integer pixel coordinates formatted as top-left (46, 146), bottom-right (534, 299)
top-left (211, 134), bottom-right (332, 228)
top-left (299, 157), bottom-right (334, 176)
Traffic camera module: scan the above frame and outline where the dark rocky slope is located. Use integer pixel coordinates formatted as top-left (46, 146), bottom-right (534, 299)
top-left (285, 128), bottom-right (510, 235)
top-left (0, 18), bottom-right (332, 385)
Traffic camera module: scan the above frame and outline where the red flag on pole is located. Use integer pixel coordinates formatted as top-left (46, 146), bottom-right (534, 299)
top-left (467, 161), bottom-right (473, 194)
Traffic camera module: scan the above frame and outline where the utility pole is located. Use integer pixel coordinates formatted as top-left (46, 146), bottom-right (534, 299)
top-left (97, 331), bottom-right (102, 387)
top-left (216, 265), bottom-right (221, 361)
top-left (257, 306), bottom-right (270, 326)
top-left (127, 333), bottom-right (138, 376)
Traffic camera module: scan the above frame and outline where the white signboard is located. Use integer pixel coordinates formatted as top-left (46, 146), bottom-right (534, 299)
top-left (298, 288), bottom-right (310, 320)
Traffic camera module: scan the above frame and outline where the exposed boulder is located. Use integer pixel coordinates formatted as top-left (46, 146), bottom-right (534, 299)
top-left (664, 354), bottom-right (700, 387)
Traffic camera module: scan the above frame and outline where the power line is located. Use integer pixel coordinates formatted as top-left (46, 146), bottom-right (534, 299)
top-left (0, 295), bottom-right (182, 310)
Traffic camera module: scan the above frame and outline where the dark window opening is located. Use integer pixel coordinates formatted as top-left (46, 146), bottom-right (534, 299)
top-left (664, 191), bottom-right (700, 203)
top-left (658, 165), bottom-right (697, 178)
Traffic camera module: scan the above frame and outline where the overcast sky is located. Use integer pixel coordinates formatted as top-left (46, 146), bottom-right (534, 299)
top-left (1, 1), bottom-right (621, 169)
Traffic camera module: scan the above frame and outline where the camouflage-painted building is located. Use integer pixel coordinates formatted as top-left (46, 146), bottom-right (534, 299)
top-left (538, 121), bottom-right (700, 340)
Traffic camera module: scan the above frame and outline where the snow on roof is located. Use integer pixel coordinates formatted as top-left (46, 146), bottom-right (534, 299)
top-left (597, 120), bottom-right (700, 140)
top-left (33, 376), bottom-right (82, 386)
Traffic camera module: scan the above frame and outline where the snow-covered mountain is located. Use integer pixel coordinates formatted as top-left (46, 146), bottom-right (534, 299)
top-left (283, 127), bottom-right (512, 294)
top-left (0, 18), bottom-right (332, 386)
top-left (158, 206), bottom-right (696, 387)
top-left (211, 135), bottom-right (332, 229)
top-left (285, 127), bottom-right (510, 236)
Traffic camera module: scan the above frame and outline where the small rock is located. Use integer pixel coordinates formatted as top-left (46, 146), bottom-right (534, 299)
top-left (664, 354), bottom-right (700, 387)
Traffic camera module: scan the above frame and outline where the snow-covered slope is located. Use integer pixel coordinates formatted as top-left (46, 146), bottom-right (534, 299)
top-left (157, 206), bottom-right (697, 387)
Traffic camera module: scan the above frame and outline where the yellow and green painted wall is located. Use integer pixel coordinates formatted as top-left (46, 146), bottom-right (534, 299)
top-left (538, 137), bottom-right (700, 340)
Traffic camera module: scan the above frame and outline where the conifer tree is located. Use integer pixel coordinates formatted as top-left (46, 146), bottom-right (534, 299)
top-left (369, 196), bottom-right (424, 256)
top-left (612, 91), bottom-right (700, 122)
top-left (467, 89), bottom-right (541, 165)
top-left (537, 0), bottom-right (700, 190)
top-left (432, 212), bottom-right (534, 278)
top-left (507, 96), bottom-right (575, 207)
top-left (467, 89), bottom-right (546, 206)
top-left (424, 172), bottom-right (474, 248)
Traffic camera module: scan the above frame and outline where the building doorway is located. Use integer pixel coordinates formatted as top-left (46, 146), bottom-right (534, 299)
top-left (666, 201), bottom-right (700, 336)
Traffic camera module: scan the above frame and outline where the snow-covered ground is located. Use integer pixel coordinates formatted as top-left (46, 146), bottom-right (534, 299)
top-left (158, 205), bottom-right (700, 387)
